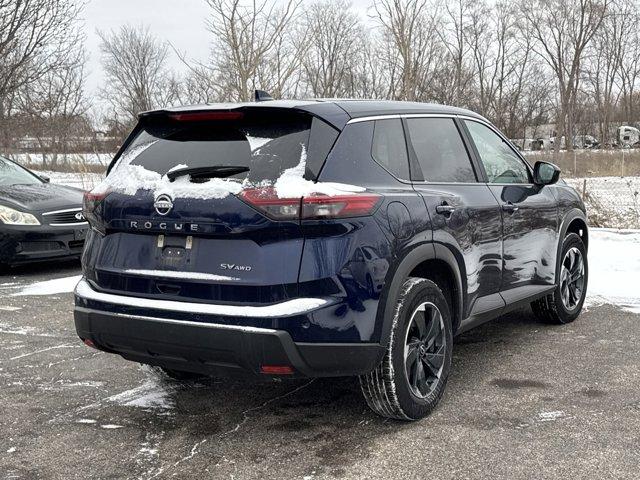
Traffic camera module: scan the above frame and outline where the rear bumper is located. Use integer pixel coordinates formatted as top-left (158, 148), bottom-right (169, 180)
top-left (74, 280), bottom-right (384, 378)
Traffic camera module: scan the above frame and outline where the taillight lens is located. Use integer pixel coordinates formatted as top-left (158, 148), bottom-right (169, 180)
top-left (239, 187), bottom-right (381, 221)
top-left (82, 190), bottom-right (109, 233)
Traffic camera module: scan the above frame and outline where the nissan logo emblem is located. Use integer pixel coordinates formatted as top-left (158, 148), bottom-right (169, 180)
top-left (154, 194), bottom-right (173, 216)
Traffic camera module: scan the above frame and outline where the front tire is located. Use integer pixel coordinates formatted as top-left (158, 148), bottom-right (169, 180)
top-left (531, 233), bottom-right (588, 324)
top-left (359, 278), bottom-right (453, 420)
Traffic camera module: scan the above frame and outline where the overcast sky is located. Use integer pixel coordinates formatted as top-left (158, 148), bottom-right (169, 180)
top-left (83, 0), bottom-right (373, 103)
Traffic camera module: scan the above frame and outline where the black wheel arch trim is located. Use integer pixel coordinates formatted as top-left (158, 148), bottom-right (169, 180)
top-left (376, 241), bottom-right (464, 347)
top-left (556, 208), bottom-right (588, 283)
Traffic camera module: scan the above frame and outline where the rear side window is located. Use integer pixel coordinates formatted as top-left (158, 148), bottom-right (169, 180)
top-left (306, 117), bottom-right (339, 178)
top-left (114, 110), bottom-right (335, 183)
top-left (371, 119), bottom-right (410, 179)
top-left (406, 118), bottom-right (477, 183)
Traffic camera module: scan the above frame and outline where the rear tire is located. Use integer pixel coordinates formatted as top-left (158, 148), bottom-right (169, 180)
top-left (531, 233), bottom-right (588, 324)
top-left (359, 278), bottom-right (453, 420)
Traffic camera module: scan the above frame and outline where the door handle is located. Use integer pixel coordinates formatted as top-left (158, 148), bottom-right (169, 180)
top-left (502, 202), bottom-right (519, 214)
top-left (435, 203), bottom-right (456, 215)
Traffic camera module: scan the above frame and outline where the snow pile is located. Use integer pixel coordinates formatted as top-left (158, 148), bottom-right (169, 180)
top-left (587, 228), bottom-right (640, 313)
top-left (39, 170), bottom-right (104, 191)
top-left (12, 275), bottom-right (82, 296)
top-left (274, 145), bottom-right (365, 198)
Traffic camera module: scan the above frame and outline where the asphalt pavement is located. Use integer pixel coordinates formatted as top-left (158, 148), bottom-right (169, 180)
top-left (1, 262), bottom-right (639, 479)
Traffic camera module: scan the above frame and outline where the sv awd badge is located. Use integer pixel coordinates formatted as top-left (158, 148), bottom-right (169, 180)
top-left (220, 263), bottom-right (252, 272)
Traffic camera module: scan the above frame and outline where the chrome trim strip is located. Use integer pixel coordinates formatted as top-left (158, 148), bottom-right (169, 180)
top-left (76, 306), bottom-right (279, 334)
top-left (50, 221), bottom-right (88, 227)
top-left (42, 207), bottom-right (82, 216)
top-left (74, 279), bottom-right (334, 318)
top-left (347, 114), bottom-right (402, 123)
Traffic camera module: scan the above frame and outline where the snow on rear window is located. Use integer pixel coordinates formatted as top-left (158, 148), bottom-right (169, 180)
top-left (94, 112), bottom-right (363, 200)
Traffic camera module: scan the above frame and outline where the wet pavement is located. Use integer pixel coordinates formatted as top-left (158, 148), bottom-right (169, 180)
top-left (1, 262), bottom-right (639, 479)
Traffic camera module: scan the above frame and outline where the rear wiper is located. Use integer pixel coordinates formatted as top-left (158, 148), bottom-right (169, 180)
top-left (166, 165), bottom-right (250, 182)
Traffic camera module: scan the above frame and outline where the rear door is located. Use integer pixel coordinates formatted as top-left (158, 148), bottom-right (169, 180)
top-left (405, 116), bottom-right (504, 321)
top-left (85, 109), bottom-right (338, 304)
top-left (462, 119), bottom-right (559, 300)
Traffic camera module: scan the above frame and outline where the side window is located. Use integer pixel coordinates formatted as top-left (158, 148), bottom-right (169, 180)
top-left (306, 117), bottom-right (339, 178)
top-left (405, 118), bottom-right (477, 183)
top-left (371, 119), bottom-right (410, 179)
top-left (465, 121), bottom-right (531, 184)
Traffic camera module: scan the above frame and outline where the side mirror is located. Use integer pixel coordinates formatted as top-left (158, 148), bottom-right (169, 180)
top-left (533, 161), bottom-right (560, 186)
top-left (39, 174), bottom-right (50, 183)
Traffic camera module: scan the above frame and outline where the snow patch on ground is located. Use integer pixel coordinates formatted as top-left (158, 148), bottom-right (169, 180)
top-left (12, 275), bottom-right (81, 296)
top-left (586, 228), bottom-right (640, 313)
top-left (109, 379), bottom-right (174, 410)
top-left (76, 418), bottom-right (97, 424)
top-left (538, 410), bottom-right (568, 421)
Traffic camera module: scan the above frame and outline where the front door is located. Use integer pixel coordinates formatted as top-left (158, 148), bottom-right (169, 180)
top-left (462, 119), bottom-right (559, 303)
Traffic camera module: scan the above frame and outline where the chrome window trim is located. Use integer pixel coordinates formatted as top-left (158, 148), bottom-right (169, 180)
top-left (346, 112), bottom-right (536, 185)
top-left (42, 207), bottom-right (82, 216)
top-left (74, 279), bottom-right (335, 319)
top-left (347, 114), bottom-right (402, 124)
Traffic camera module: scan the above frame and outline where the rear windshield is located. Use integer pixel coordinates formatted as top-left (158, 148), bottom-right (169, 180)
top-left (113, 110), bottom-right (337, 183)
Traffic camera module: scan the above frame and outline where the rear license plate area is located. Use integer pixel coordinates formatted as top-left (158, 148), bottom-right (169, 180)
top-left (156, 235), bottom-right (194, 268)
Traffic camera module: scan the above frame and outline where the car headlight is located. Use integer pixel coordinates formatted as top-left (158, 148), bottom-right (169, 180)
top-left (0, 205), bottom-right (40, 225)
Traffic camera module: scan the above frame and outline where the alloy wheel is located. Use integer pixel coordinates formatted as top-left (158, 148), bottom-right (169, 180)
top-left (560, 246), bottom-right (585, 310)
top-left (404, 302), bottom-right (446, 399)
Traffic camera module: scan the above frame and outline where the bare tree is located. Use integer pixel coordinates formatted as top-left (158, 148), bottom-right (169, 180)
top-left (584, 0), bottom-right (632, 144)
top-left (302, 0), bottom-right (364, 97)
top-left (617, 3), bottom-right (640, 124)
top-left (203, 0), bottom-right (301, 101)
top-left (18, 43), bottom-right (88, 167)
top-left (373, 0), bottom-right (441, 101)
top-left (521, 0), bottom-right (609, 150)
top-left (0, 0), bottom-right (84, 150)
top-left (434, 0), bottom-right (476, 106)
top-left (257, 17), bottom-right (309, 98)
top-left (98, 24), bottom-right (180, 129)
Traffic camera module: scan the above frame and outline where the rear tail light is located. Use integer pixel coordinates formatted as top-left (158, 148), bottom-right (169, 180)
top-left (82, 190), bottom-right (109, 233)
top-left (260, 365), bottom-right (294, 375)
top-left (239, 187), bottom-right (381, 221)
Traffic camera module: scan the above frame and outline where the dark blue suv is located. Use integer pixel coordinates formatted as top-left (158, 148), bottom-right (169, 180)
top-left (75, 100), bottom-right (588, 420)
